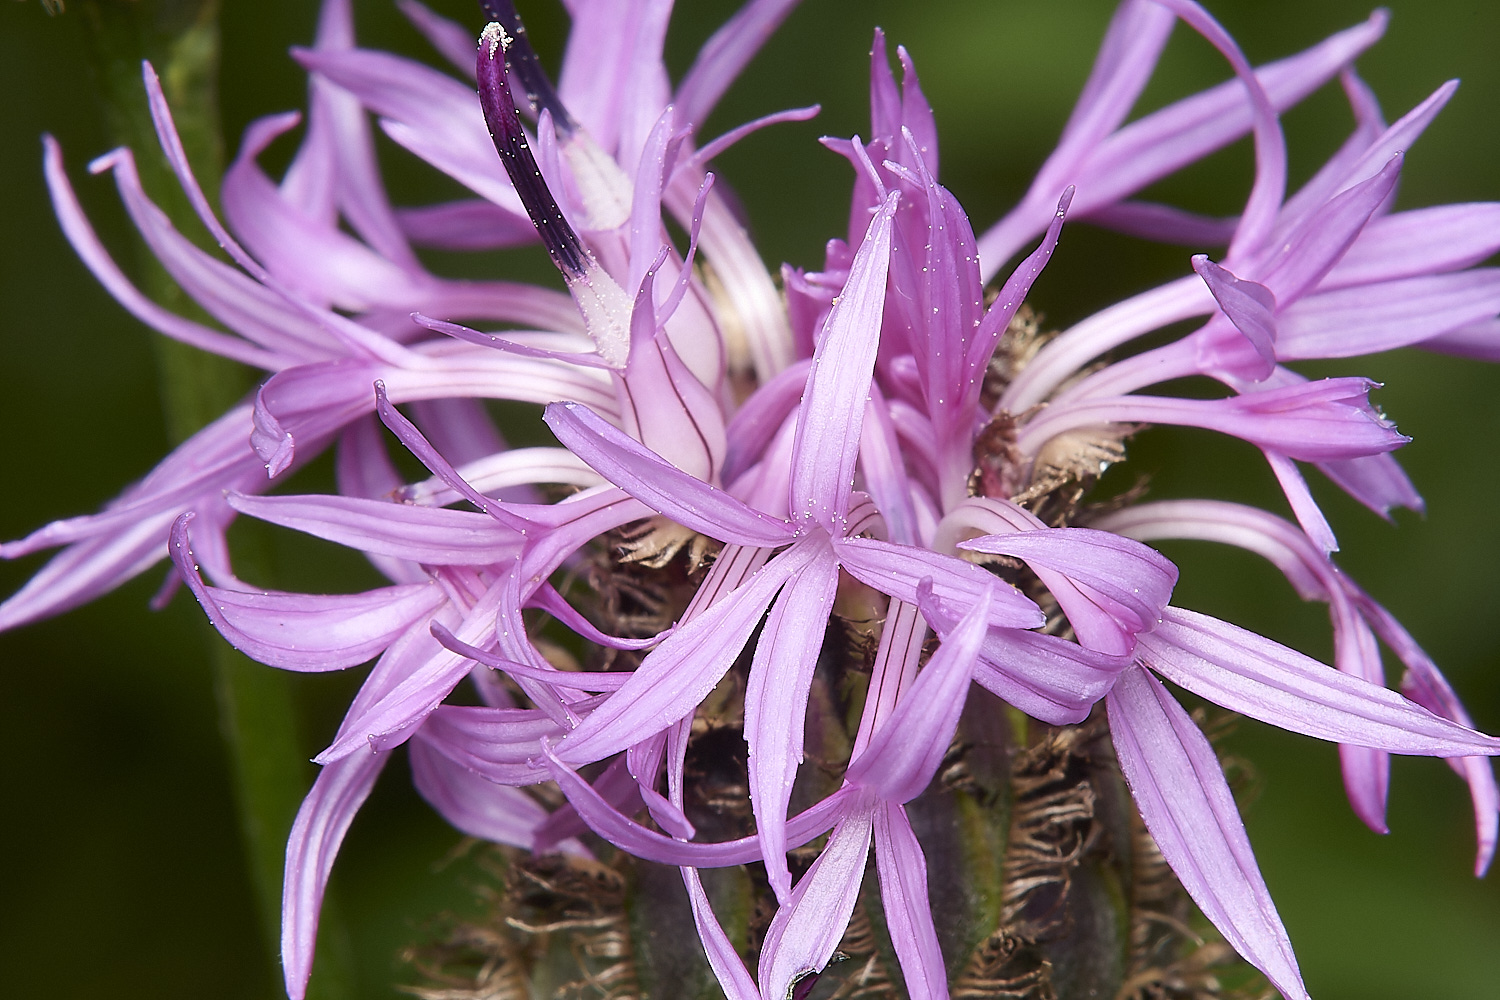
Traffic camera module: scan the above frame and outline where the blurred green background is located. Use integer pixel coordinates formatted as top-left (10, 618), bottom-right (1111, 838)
top-left (1, 0), bottom-right (1497, 997)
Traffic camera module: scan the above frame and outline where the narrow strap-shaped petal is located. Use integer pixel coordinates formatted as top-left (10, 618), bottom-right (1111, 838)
top-left (1254, 154), bottom-right (1402, 309)
top-left (675, 0), bottom-right (802, 129)
top-left (745, 547), bottom-right (841, 903)
top-left (1322, 203), bottom-right (1500, 289)
top-left (1355, 593), bottom-right (1500, 876)
top-left (978, 11), bottom-right (1385, 277)
top-left (227, 492), bottom-right (524, 565)
top-left (545, 401), bottom-right (794, 545)
top-left (171, 514), bottom-right (444, 670)
top-left (555, 542), bottom-right (814, 764)
top-left (758, 805), bottom-right (875, 1000)
top-left (1140, 607), bottom-right (1500, 756)
top-left (44, 138), bottom-right (292, 368)
top-left (430, 622), bottom-right (633, 692)
top-left (526, 582), bottom-right (662, 650)
top-left (961, 526), bottom-right (1178, 637)
top-left (316, 575), bottom-right (513, 762)
top-left (1107, 666), bottom-right (1308, 1000)
top-left (873, 802), bottom-right (949, 1000)
top-left (395, 0), bottom-right (476, 76)
top-left (1153, 0), bottom-right (1286, 261)
top-left (846, 584), bottom-right (989, 803)
top-left (281, 751), bottom-right (388, 1000)
top-left (409, 735), bottom-right (553, 846)
top-left (540, 741), bottom-right (854, 865)
top-left (835, 536), bottom-right (1044, 630)
top-left (1193, 255), bottom-right (1277, 378)
top-left (1018, 377), bottom-right (1407, 464)
top-left (374, 382), bottom-right (531, 531)
top-left (682, 867), bottom-right (763, 1000)
top-left (973, 628), bottom-right (1128, 725)
top-left (788, 191), bottom-right (900, 533)
top-left (417, 699), bottom-right (605, 786)
top-left (1279, 270), bottom-right (1500, 360)
top-left (295, 45), bottom-right (522, 214)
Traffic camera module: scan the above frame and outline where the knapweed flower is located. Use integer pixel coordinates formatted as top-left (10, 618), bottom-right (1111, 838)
top-left (6, 1), bottom-right (1500, 999)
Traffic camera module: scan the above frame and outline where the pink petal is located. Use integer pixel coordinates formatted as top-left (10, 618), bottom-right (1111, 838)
top-left (745, 549), bottom-right (841, 902)
top-left (1141, 607), bottom-right (1500, 756)
top-left (544, 401), bottom-right (794, 546)
top-left (1107, 666), bottom-right (1308, 1000)
top-left (281, 751), bottom-right (388, 1000)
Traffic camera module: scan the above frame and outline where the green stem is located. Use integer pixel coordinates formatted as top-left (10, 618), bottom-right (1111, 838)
top-left (76, 3), bottom-right (353, 996)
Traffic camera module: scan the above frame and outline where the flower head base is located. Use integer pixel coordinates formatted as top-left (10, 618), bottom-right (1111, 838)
top-left (6, 2), bottom-right (1500, 999)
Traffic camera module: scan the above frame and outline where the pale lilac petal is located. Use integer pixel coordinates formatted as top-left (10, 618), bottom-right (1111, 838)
top-left (91, 141), bottom-right (341, 360)
top-left (1356, 595), bottom-right (1500, 875)
top-left (845, 585), bottom-right (989, 803)
top-left (1335, 607), bottom-right (1392, 834)
top-left (527, 583), bottom-right (662, 650)
top-left (1193, 255), bottom-right (1277, 376)
top-left (281, 751), bottom-right (388, 1000)
top-left (1153, 0), bottom-right (1286, 262)
top-left (295, 46), bottom-right (523, 214)
top-left (417, 700), bottom-right (603, 786)
top-left (1254, 154), bottom-right (1402, 306)
top-left (1032, 0), bottom-right (1176, 201)
top-left (745, 549), bottom-right (841, 902)
top-left (678, 106), bottom-right (822, 180)
top-left (227, 492), bottom-right (523, 565)
top-left (683, 867), bottom-right (762, 1000)
top-left (1264, 449), bottom-right (1339, 554)
top-left (221, 114), bottom-right (429, 312)
top-left (540, 741), bottom-right (854, 866)
top-left (409, 736), bottom-right (553, 846)
top-left (395, 198), bottom-right (537, 250)
top-left (1020, 377), bottom-right (1408, 464)
top-left (317, 578), bottom-right (513, 762)
top-left (758, 806), bottom-right (875, 1000)
top-left (960, 526), bottom-right (1178, 638)
top-left (557, 0), bottom-right (672, 164)
top-left (675, 0), bottom-right (801, 128)
top-left (43, 139), bottom-right (288, 368)
top-left (170, 514), bottom-right (443, 671)
top-left (1318, 452), bottom-right (1424, 519)
top-left (979, 11), bottom-right (1387, 277)
top-left (396, 0), bottom-right (477, 76)
top-left (1322, 204), bottom-right (1500, 289)
top-left (971, 188), bottom-right (1072, 376)
top-left (399, 447), bottom-right (601, 509)
top-left (139, 64), bottom-right (416, 366)
top-left (723, 359), bottom-right (812, 484)
top-left (858, 393), bottom-right (921, 546)
top-left (1279, 271), bottom-right (1500, 360)
top-left (1422, 317), bottom-right (1500, 362)
top-left (872, 802), bottom-right (948, 1000)
top-left (544, 401), bottom-right (794, 545)
top-left (535, 756), bottom-right (647, 852)
top-left (618, 322), bottom-right (729, 484)
top-left (555, 542), bottom-right (814, 764)
top-left (1084, 200), bottom-right (1238, 245)
top-left (1140, 608), bottom-right (1500, 756)
top-left (974, 628), bottom-right (1128, 725)
top-left (374, 382), bottom-right (531, 531)
top-left (252, 383), bottom-right (298, 478)
top-left (788, 191), bottom-right (899, 533)
top-left (1269, 68), bottom-right (1385, 238)
top-left (835, 536), bottom-right (1045, 630)
top-left (430, 621), bottom-right (633, 693)
top-left (1107, 666), bottom-right (1308, 1000)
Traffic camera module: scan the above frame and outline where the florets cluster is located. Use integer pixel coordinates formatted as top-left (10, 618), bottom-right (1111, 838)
top-left (7, 2), bottom-right (1500, 998)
